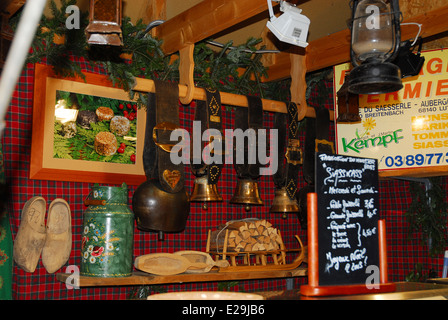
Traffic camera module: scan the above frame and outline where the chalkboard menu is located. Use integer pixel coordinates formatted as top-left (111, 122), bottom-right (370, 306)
top-left (316, 152), bottom-right (380, 286)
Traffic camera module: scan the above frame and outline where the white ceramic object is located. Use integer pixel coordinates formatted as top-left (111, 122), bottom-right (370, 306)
top-left (147, 291), bottom-right (264, 300)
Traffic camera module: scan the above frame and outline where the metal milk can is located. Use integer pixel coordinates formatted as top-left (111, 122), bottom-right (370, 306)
top-left (81, 183), bottom-right (134, 277)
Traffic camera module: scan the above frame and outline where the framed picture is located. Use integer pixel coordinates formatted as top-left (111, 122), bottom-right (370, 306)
top-left (30, 63), bottom-right (147, 185)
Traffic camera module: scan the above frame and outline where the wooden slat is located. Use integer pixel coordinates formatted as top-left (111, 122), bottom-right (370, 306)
top-left (133, 77), bottom-right (334, 120)
top-left (56, 268), bottom-right (307, 287)
top-left (155, 0), bottom-right (276, 55)
top-left (290, 49), bottom-right (308, 120)
top-left (264, 4), bottom-right (448, 81)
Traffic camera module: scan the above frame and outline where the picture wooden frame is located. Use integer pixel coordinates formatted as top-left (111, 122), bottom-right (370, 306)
top-left (30, 63), bottom-right (147, 185)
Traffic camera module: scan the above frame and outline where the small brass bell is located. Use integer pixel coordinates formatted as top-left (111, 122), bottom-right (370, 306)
top-left (189, 176), bottom-right (223, 209)
top-left (269, 187), bottom-right (299, 218)
top-left (230, 179), bottom-right (263, 211)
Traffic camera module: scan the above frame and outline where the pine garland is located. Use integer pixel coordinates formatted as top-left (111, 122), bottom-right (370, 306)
top-left (405, 177), bottom-right (448, 256)
top-left (15, 0), bottom-right (91, 79)
top-left (13, 0), bottom-right (273, 107)
top-left (10, 0), bottom-right (335, 112)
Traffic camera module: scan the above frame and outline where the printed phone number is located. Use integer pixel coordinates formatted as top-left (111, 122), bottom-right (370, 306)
top-left (384, 152), bottom-right (448, 168)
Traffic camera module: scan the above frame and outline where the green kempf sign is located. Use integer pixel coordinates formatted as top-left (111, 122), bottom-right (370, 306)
top-left (341, 129), bottom-right (404, 154)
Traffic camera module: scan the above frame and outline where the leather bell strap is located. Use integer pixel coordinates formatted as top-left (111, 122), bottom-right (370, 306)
top-left (315, 106), bottom-right (335, 155)
top-left (272, 102), bottom-right (302, 200)
top-left (302, 105), bottom-right (334, 184)
top-left (297, 105), bottom-right (334, 229)
top-left (143, 80), bottom-right (185, 194)
top-left (190, 88), bottom-right (223, 185)
top-left (233, 95), bottom-right (264, 180)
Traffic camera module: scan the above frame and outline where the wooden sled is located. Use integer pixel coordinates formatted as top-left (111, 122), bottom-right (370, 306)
top-left (207, 232), bottom-right (306, 273)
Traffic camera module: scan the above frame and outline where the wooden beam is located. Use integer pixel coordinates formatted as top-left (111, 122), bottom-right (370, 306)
top-left (144, 0), bottom-right (166, 25)
top-left (155, 0), bottom-right (275, 55)
top-left (0, 0), bottom-right (26, 18)
top-left (264, 4), bottom-right (448, 81)
top-left (133, 76), bottom-right (333, 120)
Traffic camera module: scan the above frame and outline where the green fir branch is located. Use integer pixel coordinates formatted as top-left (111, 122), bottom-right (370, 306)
top-left (19, 0), bottom-right (327, 114)
top-left (405, 177), bottom-right (448, 256)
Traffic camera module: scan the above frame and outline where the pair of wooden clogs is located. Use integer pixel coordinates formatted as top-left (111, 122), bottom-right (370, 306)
top-left (13, 197), bottom-right (72, 273)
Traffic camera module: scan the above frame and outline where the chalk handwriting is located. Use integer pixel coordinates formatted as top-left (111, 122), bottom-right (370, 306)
top-left (317, 153), bottom-right (379, 284)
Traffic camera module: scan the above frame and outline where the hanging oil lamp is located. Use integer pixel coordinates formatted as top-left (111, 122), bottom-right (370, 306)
top-left (348, 0), bottom-right (402, 94)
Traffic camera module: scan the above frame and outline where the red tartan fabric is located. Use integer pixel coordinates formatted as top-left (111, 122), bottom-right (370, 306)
top-left (3, 59), bottom-right (448, 300)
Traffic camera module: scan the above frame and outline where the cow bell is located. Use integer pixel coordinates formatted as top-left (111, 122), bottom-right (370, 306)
top-left (189, 176), bottom-right (223, 209)
top-left (132, 179), bottom-right (189, 240)
top-left (269, 186), bottom-right (299, 218)
top-left (229, 179), bottom-right (263, 211)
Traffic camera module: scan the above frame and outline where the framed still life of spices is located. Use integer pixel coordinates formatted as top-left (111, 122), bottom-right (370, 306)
top-left (30, 63), bottom-right (146, 185)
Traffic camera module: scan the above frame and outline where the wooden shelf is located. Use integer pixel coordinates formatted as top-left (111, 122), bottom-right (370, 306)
top-left (56, 267), bottom-right (307, 287)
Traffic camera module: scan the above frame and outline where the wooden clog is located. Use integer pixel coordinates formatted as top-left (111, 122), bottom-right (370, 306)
top-left (13, 197), bottom-right (47, 273)
top-left (42, 198), bottom-right (72, 273)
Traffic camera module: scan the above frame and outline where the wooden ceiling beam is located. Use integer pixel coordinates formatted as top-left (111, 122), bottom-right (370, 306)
top-left (264, 3), bottom-right (448, 81)
top-left (0, 0), bottom-right (26, 18)
top-left (155, 0), bottom-right (276, 55)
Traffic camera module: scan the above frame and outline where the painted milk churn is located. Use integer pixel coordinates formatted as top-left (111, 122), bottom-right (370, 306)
top-left (81, 183), bottom-right (134, 277)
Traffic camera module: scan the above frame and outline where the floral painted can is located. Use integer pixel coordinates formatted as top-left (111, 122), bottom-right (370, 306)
top-left (81, 183), bottom-right (134, 277)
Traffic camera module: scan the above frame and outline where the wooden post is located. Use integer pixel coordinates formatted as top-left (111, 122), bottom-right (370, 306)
top-left (222, 229), bottom-right (229, 261)
top-left (206, 229), bottom-right (211, 253)
top-left (307, 192), bottom-right (319, 287)
top-left (178, 44), bottom-right (195, 105)
top-left (290, 51), bottom-right (308, 121)
top-left (378, 219), bottom-right (389, 284)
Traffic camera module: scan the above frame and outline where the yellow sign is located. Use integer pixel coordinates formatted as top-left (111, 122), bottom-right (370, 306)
top-left (334, 49), bottom-right (448, 174)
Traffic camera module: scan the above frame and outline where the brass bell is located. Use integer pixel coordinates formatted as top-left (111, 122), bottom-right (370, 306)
top-left (189, 176), bottom-right (223, 209)
top-left (230, 179), bottom-right (263, 211)
top-left (269, 186), bottom-right (299, 218)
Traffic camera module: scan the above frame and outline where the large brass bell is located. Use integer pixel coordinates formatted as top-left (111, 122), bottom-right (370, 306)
top-left (189, 176), bottom-right (223, 209)
top-left (269, 186), bottom-right (299, 218)
top-left (229, 179), bottom-right (263, 211)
